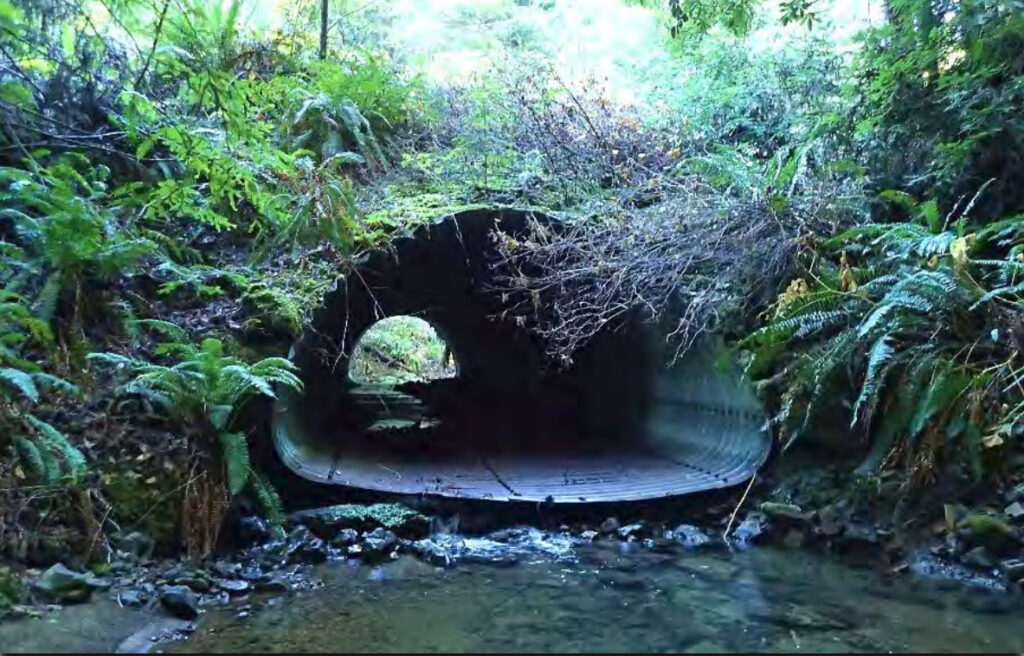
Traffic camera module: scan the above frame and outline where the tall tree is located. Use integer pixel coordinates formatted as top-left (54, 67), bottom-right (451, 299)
top-left (319, 0), bottom-right (328, 59)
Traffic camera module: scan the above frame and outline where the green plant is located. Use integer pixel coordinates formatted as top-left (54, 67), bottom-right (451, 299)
top-left (0, 289), bottom-right (85, 485)
top-left (88, 321), bottom-right (303, 527)
top-left (742, 193), bottom-right (1024, 486)
top-left (0, 158), bottom-right (157, 322)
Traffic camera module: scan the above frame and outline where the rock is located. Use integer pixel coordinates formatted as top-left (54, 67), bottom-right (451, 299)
top-left (579, 530), bottom-right (599, 542)
top-left (159, 585), bottom-right (199, 620)
top-left (599, 517), bottom-right (621, 534)
top-left (114, 532), bottom-right (155, 560)
top-left (617, 523), bottom-right (644, 540)
top-left (217, 579), bottom-right (251, 596)
top-left (782, 528), bottom-right (805, 549)
top-left (211, 561), bottom-right (241, 579)
top-left (831, 522), bottom-right (887, 558)
top-left (749, 606), bottom-right (851, 631)
top-left (30, 563), bottom-right (108, 604)
top-left (759, 502), bottom-right (813, 523)
top-left (962, 546), bottom-right (996, 570)
top-left (672, 524), bottom-right (712, 549)
top-left (236, 516), bottom-right (271, 546)
top-left (178, 577), bottom-right (211, 594)
top-left (411, 539), bottom-right (451, 567)
top-left (730, 512), bottom-right (768, 547)
top-left (289, 503), bottom-right (430, 540)
top-left (957, 514), bottom-right (1020, 555)
top-left (999, 558), bottom-right (1024, 581)
top-left (117, 588), bottom-right (147, 607)
top-left (254, 577), bottom-right (289, 593)
top-left (488, 528), bottom-right (528, 542)
top-left (330, 528), bottom-right (360, 548)
top-left (347, 544), bottom-right (363, 557)
top-left (1004, 502), bottom-right (1024, 520)
top-left (362, 528), bottom-right (399, 562)
top-left (817, 505), bottom-right (843, 537)
top-left (288, 537), bottom-right (328, 564)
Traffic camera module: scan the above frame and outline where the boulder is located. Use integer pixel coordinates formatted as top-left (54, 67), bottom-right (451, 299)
top-left (159, 585), bottom-right (199, 620)
top-left (957, 514), bottom-right (1020, 556)
top-left (598, 517), bottom-right (621, 535)
top-left (30, 563), bottom-right (108, 604)
top-left (288, 503), bottom-right (430, 540)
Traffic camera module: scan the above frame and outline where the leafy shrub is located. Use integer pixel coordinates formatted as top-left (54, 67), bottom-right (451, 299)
top-left (743, 195), bottom-right (1024, 486)
top-left (88, 322), bottom-right (303, 535)
top-left (0, 157), bottom-right (157, 322)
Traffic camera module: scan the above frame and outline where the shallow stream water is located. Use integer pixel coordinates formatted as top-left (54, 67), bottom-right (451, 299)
top-left (166, 539), bottom-right (1024, 653)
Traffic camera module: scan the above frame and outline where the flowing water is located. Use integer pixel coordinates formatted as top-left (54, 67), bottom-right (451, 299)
top-left (165, 538), bottom-right (1024, 654)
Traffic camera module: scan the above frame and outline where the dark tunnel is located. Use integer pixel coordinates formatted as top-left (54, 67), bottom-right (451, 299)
top-left (272, 208), bottom-right (770, 503)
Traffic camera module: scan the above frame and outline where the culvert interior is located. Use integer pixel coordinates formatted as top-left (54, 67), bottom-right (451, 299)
top-left (272, 208), bottom-right (770, 503)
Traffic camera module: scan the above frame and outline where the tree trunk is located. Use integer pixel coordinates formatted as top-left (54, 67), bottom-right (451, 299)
top-left (319, 0), bottom-right (329, 60)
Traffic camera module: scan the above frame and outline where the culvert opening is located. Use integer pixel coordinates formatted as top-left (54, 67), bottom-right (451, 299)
top-left (349, 316), bottom-right (458, 385)
top-left (271, 208), bottom-right (772, 502)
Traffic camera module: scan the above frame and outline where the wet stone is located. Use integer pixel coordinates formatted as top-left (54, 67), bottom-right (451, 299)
top-left (254, 577), bottom-right (289, 593)
top-left (730, 512), bottom-right (768, 547)
top-left (236, 516), bottom-right (271, 546)
top-left (999, 558), bottom-right (1024, 580)
top-left (160, 585), bottom-right (200, 620)
top-left (962, 546), bottom-right (997, 570)
top-left (330, 528), bottom-right (360, 548)
top-left (618, 523), bottom-right (645, 540)
top-left (599, 517), bottom-right (621, 534)
top-left (673, 524), bottom-right (712, 549)
top-left (30, 563), bottom-right (108, 604)
top-left (218, 579), bottom-right (251, 596)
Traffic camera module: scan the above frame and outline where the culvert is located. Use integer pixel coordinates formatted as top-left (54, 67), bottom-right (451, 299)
top-left (272, 208), bottom-right (770, 503)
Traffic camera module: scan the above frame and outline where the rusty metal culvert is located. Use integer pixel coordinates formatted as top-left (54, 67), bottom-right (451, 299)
top-left (272, 208), bottom-right (770, 503)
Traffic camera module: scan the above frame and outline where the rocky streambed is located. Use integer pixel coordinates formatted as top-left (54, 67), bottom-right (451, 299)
top-left (2, 497), bottom-right (1024, 653)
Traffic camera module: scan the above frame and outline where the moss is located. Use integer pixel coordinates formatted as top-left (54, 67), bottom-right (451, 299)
top-left (957, 513), bottom-right (1016, 539)
top-left (241, 283), bottom-right (304, 340)
top-left (0, 566), bottom-right (24, 609)
top-left (102, 468), bottom-right (183, 553)
top-left (292, 502), bottom-right (430, 539)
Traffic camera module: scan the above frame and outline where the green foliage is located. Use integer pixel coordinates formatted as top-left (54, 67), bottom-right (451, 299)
top-left (0, 157), bottom-right (157, 321)
top-left (349, 316), bottom-right (457, 385)
top-left (88, 325), bottom-right (302, 523)
top-left (853, 0), bottom-right (1024, 222)
top-left (744, 198), bottom-right (1024, 484)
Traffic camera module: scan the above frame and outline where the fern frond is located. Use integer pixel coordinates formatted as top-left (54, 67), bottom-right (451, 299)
top-left (219, 431), bottom-right (250, 496)
top-left (0, 367), bottom-right (39, 402)
top-left (851, 335), bottom-right (896, 427)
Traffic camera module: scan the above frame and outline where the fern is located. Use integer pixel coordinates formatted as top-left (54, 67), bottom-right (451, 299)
top-left (0, 367), bottom-right (39, 402)
top-left (219, 431), bottom-right (250, 495)
top-left (851, 335), bottom-right (896, 427)
top-left (89, 324), bottom-right (303, 513)
top-left (250, 469), bottom-right (286, 537)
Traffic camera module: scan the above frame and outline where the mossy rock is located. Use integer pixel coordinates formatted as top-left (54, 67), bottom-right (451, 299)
top-left (240, 283), bottom-right (304, 341)
top-left (957, 514), bottom-right (1020, 554)
top-left (289, 503), bottom-right (430, 539)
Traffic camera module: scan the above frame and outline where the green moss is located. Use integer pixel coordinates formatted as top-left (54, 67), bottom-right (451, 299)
top-left (292, 502), bottom-right (430, 539)
top-left (957, 514), bottom-right (1016, 540)
top-left (241, 282), bottom-right (305, 339)
top-left (102, 468), bottom-right (182, 551)
top-left (0, 566), bottom-right (24, 609)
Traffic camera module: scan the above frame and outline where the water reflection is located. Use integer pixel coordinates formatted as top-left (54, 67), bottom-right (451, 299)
top-left (169, 541), bottom-right (1024, 653)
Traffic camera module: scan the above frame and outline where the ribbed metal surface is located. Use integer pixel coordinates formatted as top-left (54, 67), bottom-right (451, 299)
top-left (272, 209), bottom-right (771, 503)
